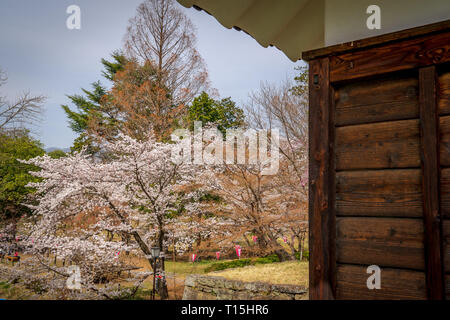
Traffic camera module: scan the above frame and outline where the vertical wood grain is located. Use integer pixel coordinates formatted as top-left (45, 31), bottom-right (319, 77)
top-left (419, 66), bottom-right (444, 299)
top-left (309, 57), bottom-right (335, 300)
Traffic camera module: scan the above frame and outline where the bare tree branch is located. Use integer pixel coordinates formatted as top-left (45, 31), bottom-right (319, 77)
top-left (0, 67), bottom-right (45, 131)
top-left (124, 0), bottom-right (210, 106)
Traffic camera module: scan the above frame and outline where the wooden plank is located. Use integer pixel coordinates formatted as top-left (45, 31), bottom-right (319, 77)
top-left (439, 116), bottom-right (450, 167)
top-left (329, 31), bottom-right (450, 82)
top-left (336, 169), bottom-right (422, 218)
top-left (302, 20), bottom-right (450, 61)
top-left (308, 57), bottom-right (335, 300)
top-left (336, 217), bottom-right (425, 270)
top-left (336, 119), bottom-right (421, 170)
top-left (440, 169), bottom-right (450, 217)
top-left (336, 264), bottom-right (427, 300)
top-left (447, 274), bottom-right (450, 300)
top-left (335, 76), bottom-right (418, 126)
top-left (419, 66), bottom-right (444, 299)
top-left (329, 86), bottom-right (336, 297)
top-left (443, 220), bottom-right (450, 273)
top-left (438, 71), bottom-right (450, 115)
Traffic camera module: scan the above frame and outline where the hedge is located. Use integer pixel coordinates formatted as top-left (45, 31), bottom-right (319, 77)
top-left (204, 254), bottom-right (281, 273)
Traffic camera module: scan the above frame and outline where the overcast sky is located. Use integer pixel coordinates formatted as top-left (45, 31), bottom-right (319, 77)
top-left (0, 0), bottom-right (303, 149)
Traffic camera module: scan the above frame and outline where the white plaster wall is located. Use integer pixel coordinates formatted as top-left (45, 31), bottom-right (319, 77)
top-left (325, 0), bottom-right (450, 46)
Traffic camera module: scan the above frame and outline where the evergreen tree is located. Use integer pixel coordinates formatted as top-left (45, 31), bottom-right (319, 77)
top-left (186, 92), bottom-right (245, 135)
top-left (0, 130), bottom-right (44, 223)
top-left (61, 51), bottom-right (127, 153)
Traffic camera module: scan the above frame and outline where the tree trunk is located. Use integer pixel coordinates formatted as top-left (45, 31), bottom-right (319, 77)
top-left (107, 200), bottom-right (170, 299)
top-left (172, 237), bottom-right (176, 262)
top-left (157, 256), bottom-right (169, 300)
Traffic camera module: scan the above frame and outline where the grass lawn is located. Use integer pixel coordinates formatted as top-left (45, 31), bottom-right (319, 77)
top-left (134, 259), bottom-right (308, 299)
top-left (208, 261), bottom-right (308, 287)
top-left (1, 255), bottom-right (308, 299)
top-left (116, 257), bottom-right (218, 299)
top-left (164, 260), bottom-right (214, 276)
top-left (120, 255), bottom-right (217, 277)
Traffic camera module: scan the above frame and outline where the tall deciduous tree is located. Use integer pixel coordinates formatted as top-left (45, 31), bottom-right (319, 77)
top-left (246, 75), bottom-right (308, 197)
top-left (202, 153), bottom-right (306, 261)
top-left (103, 60), bottom-right (185, 141)
top-left (245, 70), bottom-right (309, 258)
top-left (124, 0), bottom-right (209, 106)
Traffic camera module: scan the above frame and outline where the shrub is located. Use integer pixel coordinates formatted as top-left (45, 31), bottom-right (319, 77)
top-left (303, 251), bottom-right (309, 260)
top-left (205, 254), bottom-right (283, 273)
top-left (0, 281), bottom-right (10, 290)
top-left (204, 259), bottom-right (252, 272)
top-left (295, 251), bottom-right (309, 261)
top-left (254, 254), bottom-right (280, 264)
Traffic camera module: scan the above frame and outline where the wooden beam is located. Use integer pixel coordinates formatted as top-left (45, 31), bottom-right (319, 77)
top-left (308, 57), bottom-right (335, 300)
top-left (329, 30), bottom-right (450, 82)
top-left (419, 66), bottom-right (445, 299)
top-left (302, 19), bottom-right (450, 61)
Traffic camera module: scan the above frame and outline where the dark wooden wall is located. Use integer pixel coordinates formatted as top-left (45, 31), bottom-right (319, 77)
top-left (305, 21), bottom-right (450, 300)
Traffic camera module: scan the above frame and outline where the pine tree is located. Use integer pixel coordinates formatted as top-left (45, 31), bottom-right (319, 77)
top-left (61, 51), bottom-right (127, 153)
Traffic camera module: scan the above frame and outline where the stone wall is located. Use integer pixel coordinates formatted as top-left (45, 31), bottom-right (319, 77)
top-left (182, 274), bottom-right (308, 300)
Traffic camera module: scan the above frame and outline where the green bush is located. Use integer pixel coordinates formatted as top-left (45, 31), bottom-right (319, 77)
top-left (0, 281), bottom-right (11, 290)
top-left (204, 259), bottom-right (252, 273)
top-left (205, 254), bottom-right (284, 273)
top-left (295, 251), bottom-right (309, 261)
top-left (254, 254), bottom-right (280, 264)
top-left (303, 251), bottom-right (309, 260)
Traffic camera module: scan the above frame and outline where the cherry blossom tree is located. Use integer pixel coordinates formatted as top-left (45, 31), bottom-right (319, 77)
top-left (22, 132), bottom-right (216, 299)
top-left (187, 124), bottom-right (308, 261)
top-left (243, 78), bottom-right (309, 259)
